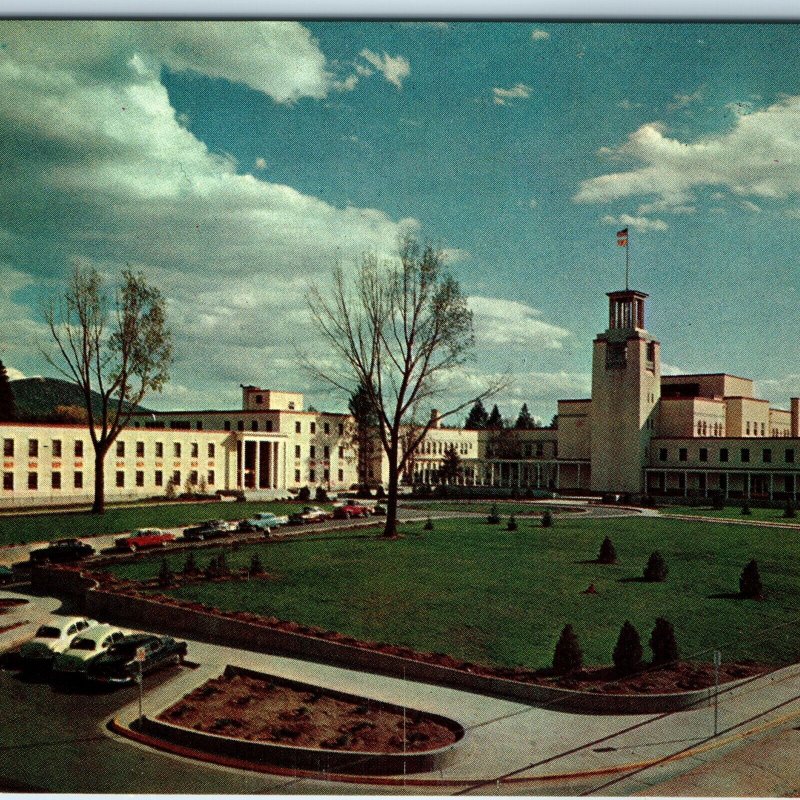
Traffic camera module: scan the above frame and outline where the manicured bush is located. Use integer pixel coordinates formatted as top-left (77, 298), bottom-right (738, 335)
top-left (375, 486), bottom-right (386, 499)
top-left (486, 503), bottom-right (501, 524)
top-left (249, 553), bottom-right (264, 575)
top-left (711, 492), bottom-right (725, 511)
top-left (423, 518), bottom-right (434, 531)
top-left (298, 486), bottom-right (311, 502)
top-left (506, 514), bottom-right (518, 531)
top-left (784, 501), bottom-right (796, 519)
top-left (741, 502), bottom-right (751, 516)
top-left (541, 510), bottom-right (553, 528)
top-left (552, 624), bottom-right (583, 675)
top-left (315, 487), bottom-right (329, 502)
top-left (643, 550), bottom-right (668, 582)
top-left (649, 617), bottom-right (679, 665)
top-left (739, 559), bottom-right (764, 599)
top-left (597, 536), bottom-right (617, 564)
top-left (165, 477), bottom-right (177, 500)
top-left (182, 551), bottom-right (198, 575)
top-left (158, 558), bottom-right (173, 588)
top-left (612, 620), bottom-right (643, 674)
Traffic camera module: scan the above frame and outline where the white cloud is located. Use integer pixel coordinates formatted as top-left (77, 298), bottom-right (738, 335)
top-left (601, 214), bottom-right (669, 232)
top-left (468, 296), bottom-right (570, 349)
top-left (5, 366), bottom-right (26, 381)
top-left (254, 157), bottom-right (267, 170)
top-left (661, 362), bottom-right (688, 376)
top-left (531, 29), bottom-right (550, 41)
top-left (740, 199), bottom-right (762, 213)
top-left (359, 49), bottom-right (410, 89)
top-left (618, 99), bottom-right (643, 110)
top-left (529, 198), bottom-right (539, 209)
top-left (493, 83), bottom-right (533, 106)
top-left (575, 96), bottom-right (800, 206)
top-left (667, 87), bottom-right (703, 111)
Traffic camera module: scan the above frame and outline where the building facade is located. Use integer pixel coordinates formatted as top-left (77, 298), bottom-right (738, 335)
top-left (3, 286), bottom-right (800, 509)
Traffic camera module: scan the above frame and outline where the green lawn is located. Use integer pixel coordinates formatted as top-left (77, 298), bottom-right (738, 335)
top-left (102, 515), bottom-right (800, 670)
top-left (403, 502), bottom-right (561, 515)
top-left (658, 505), bottom-right (799, 523)
top-left (0, 501), bottom-right (324, 546)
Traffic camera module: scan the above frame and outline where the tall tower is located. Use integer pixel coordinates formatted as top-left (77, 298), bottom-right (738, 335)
top-left (590, 290), bottom-right (660, 494)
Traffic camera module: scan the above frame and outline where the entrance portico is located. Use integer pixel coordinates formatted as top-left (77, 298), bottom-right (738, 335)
top-left (235, 434), bottom-right (288, 495)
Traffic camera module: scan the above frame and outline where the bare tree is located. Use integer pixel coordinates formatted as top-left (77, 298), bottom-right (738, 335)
top-left (43, 265), bottom-right (172, 513)
top-left (307, 235), bottom-right (505, 537)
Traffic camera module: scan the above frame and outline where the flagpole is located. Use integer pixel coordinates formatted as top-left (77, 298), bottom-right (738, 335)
top-left (625, 234), bottom-right (630, 291)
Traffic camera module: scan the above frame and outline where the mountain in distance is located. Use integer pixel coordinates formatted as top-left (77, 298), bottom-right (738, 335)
top-left (10, 377), bottom-right (150, 422)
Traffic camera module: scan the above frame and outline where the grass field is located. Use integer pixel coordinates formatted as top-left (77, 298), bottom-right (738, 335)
top-left (658, 505), bottom-right (800, 523)
top-left (403, 501), bottom-right (562, 516)
top-left (0, 501), bottom-right (324, 547)
top-left (102, 514), bottom-right (800, 670)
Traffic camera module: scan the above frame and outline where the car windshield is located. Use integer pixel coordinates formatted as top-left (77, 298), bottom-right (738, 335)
top-left (71, 639), bottom-right (96, 651)
top-left (36, 626), bottom-right (61, 638)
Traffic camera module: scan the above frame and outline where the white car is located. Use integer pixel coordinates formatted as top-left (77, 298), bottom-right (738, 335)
top-left (51, 624), bottom-right (127, 677)
top-left (18, 616), bottom-right (97, 669)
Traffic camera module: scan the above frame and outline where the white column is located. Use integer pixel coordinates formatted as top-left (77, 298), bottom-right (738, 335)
top-left (273, 442), bottom-right (279, 489)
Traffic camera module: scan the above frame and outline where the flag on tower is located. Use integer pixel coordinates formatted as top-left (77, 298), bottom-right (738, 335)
top-left (616, 228), bottom-right (629, 246)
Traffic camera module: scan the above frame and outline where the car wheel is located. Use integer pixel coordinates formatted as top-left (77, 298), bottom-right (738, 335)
top-left (129, 544), bottom-right (138, 553)
top-left (160, 540), bottom-right (169, 547)
top-left (345, 511), bottom-right (351, 519)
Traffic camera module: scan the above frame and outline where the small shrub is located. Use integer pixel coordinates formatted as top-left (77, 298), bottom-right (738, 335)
top-left (739, 558), bottom-right (764, 599)
top-left (198, 476), bottom-right (208, 495)
top-left (643, 550), bottom-right (668, 582)
top-left (541, 510), bottom-right (553, 528)
top-left (597, 536), bottom-right (617, 564)
top-left (375, 485), bottom-right (386, 499)
top-left (552, 624), bottom-right (583, 675)
top-left (165, 477), bottom-right (177, 500)
top-left (506, 514), bottom-right (518, 531)
top-left (486, 503), bottom-right (501, 524)
top-left (784, 500), bottom-right (796, 519)
top-left (649, 617), bottom-right (679, 665)
top-left (741, 502), bottom-right (751, 516)
top-left (315, 487), bottom-right (329, 502)
top-left (298, 486), bottom-right (311, 502)
top-left (613, 620), bottom-right (643, 674)
top-left (249, 553), bottom-right (264, 575)
top-left (423, 518), bottom-right (434, 531)
top-left (158, 558), bottom-right (174, 588)
top-left (182, 551), bottom-right (198, 575)
top-left (711, 492), bottom-right (725, 511)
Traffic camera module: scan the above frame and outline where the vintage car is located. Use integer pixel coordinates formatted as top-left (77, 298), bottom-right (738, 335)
top-left (115, 528), bottom-right (176, 552)
top-left (237, 512), bottom-right (289, 533)
top-left (18, 617), bottom-right (97, 670)
top-left (86, 633), bottom-right (188, 685)
top-left (332, 503), bottom-right (371, 519)
top-left (51, 624), bottom-right (127, 678)
top-left (29, 538), bottom-right (96, 564)
top-left (287, 506), bottom-right (333, 525)
top-left (182, 519), bottom-right (236, 541)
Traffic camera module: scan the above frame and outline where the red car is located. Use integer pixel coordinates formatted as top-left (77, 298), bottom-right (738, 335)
top-left (115, 528), bottom-right (176, 552)
top-left (333, 503), bottom-right (371, 520)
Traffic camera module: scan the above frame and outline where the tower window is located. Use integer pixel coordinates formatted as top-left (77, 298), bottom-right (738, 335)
top-left (699, 448), bottom-right (708, 462)
top-left (678, 448), bottom-right (688, 462)
top-left (720, 448), bottom-right (729, 462)
top-left (741, 448), bottom-right (750, 463)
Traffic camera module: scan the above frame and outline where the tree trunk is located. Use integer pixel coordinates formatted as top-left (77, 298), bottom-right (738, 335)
top-left (383, 454), bottom-right (400, 538)
top-left (92, 446), bottom-right (106, 515)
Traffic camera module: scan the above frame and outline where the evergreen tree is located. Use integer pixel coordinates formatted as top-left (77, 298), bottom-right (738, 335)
top-left (784, 500), bottom-right (796, 519)
top-left (182, 551), bottom-right (198, 574)
top-left (0, 360), bottom-right (17, 422)
top-left (541, 510), bottom-right (554, 528)
top-left (349, 381), bottom-right (378, 490)
top-left (613, 620), bottom-right (643, 674)
top-left (464, 399), bottom-right (489, 429)
top-left (741, 502), bottom-right (751, 515)
top-left (487, 503), bottom-right (501, 524)
top-left (441, 445), bottom-right (462, 485)
top-left (552, 624), bottom-right (583, 675)
top-left (158, 557), bottom-right (173, 587)
top-left (506, 514), bottom-right (518, 531)
top-left (649, 617), bottom-right (679, 665)
top-left (514, 403), bottom-right (535, 430)
top-left (739, 559), bottom-right (764, 599)
top-left (643, 551), bottom-right (668, 582)
top-left (249, 552), bottom-right (264, 575)
top-left (486, 404), bottom-right (503, 429)
top-left (598, 536), bottom-right (617, 564)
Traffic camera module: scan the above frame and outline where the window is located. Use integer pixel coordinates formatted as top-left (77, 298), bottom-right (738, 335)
top-left (191, 442), bottom-right (198, 458)
top-left (679, 448), bottom-right (688, 462)
top-left (324, 422), bottom-right (330, 435)
top-left (338, 469), bottom-right (344, 482)
top-left (136, 441), bottom-right (145, 458)
top-left (74, 471), bottom-right (83, 489)
top-left (338, 447), bottom-right (344, 459)
top-left (324, 468), bottom-right (330, 482)
top-left (786, 448), bottom-right (795, 464)
top-left (746, 421), bottom-right (750, 435)
top-left (208, 443), bottom-right (215, 459)
top-left (699, 448), bottom-right (708, 462)
top-left (29, 439), bottom-right (38, 458)
top-left (696, 421), bottom-right (702, 436)
top-left (51, 471), bottom-right (61, 489)
top-left (536, 443), bottom-right (544, 457)
top-left (309, 469), bottom-right (316, 482)
top-left (763, 448), bottom-right (772, 463)
top-left (294, 469), bottom-right (301, 483)
top-left (173, 442), bottom-right (181, 458)
top-left (116, 471), bottom-right (125, 487)
top-left (170, 420), bottom-right (190, 430)
top-left (52, 439), bottom-right (62, 458)
top-left (720, 447), bottom-right (729, 463)
top-left (295, 445), bottom-right (301, 458)
top-left (310, 422), bottom-right (316, 434)
top-left (741, 448), bottom-right (750, 463)
top-left (207, 469), bottom-right (215, 486)
top-left (28, 472), bottom-right (38, 490)
top-left (288, 401), bottom-right (296, 410)
top-left (154, 470), bottom-right (163, 487)
top-left (677, 473), bottom-right (686, 490)
top-left (136, 471), bottom-right (144, 487)
top-left (116, 441), bottom-right (125, 457)
top-left (3, 438), bottom-right (13, 457)
top-left (3, 472), bottom-right (13, 490)
top-left (659, 447), bottom-right (668, 462)
top-left (324, 445), bottom-right (330, 459)
top-left (295, 421), bottom-right (301, 434)
top-left (251, 421), bottom-right (258, 431)
top-left (237, 421), bottom-right (244, 431)
top-left (338, 423), bottom-right (344, 436)
top-left (224, 421), bottom-right (231, 431)
top-left (761, 422), bottom-right (766, 436)
top-left (255, 394), bottom-right (263, 405)
top-left (310, 445), bottom-right (316, 459)
top-left (196, 421), bottom-right (203, 430)
top-left (172, 470), bottom-right (181, 486)
top-left (155, 442), bottom-right (163, 458)
top-left (190, 470), bottom-right (198, 485)
top-left (265, 421), bottom-right (273, 432)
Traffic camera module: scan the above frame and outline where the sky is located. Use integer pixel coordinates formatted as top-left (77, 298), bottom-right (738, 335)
top-left (3, 21), bottom-right (800, 423)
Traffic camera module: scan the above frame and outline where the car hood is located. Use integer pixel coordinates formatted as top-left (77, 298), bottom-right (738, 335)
top-left (53, 652), bottom-right (94, 671)
top-left (20, 639), bottom-right (62, 658)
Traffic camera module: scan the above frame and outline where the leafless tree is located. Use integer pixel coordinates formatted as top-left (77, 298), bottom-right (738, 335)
top-left (43, 264), bottom-right (172, 513)
top-left (307, 235), bottom-right (505, 537)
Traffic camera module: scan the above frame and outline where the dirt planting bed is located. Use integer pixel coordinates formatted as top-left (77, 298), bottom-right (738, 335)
top-left (0, 598), bottom-right (28, 614)
top-left (158, 671), bottom-right (460, 753)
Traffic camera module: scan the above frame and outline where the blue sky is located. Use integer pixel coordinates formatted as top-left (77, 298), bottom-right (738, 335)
top-left (2, 21), bottom-right (800, 421)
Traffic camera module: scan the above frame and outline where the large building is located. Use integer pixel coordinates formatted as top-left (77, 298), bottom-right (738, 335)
top-left (2, 286), bottom-right (800, 509)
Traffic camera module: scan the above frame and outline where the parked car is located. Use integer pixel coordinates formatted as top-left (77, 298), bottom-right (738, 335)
top-left (333, 503), bottom-right (371, 519)
top-left (51, 624), bottom-right (126, 678)
top-left (182, 519), bottom-right (236, 541)
top-left (238, 512), bottom-right (289, 533)
top-left (115, 528), bottom-right (175, 552)
top-left (86, 633), bottom-right (188, 685)
top-left (372, 503), bottom-right (387, 516)
top-left (18, 617), bottom-right (97, 670)
top-left (0, 565), bottom-right (14, 584)
top-left (29, 538), bottom-right (95, 564)
top-left (288, 506), bottom-right (333, 525)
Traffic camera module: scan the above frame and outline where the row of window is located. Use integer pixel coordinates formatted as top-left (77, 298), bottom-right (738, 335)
top-left (421, 440), bottom-right (473, 456)
top-left (293, 445), bottom-right (346, 460)
top-left (660, 446), bottom-right (795, 465)
top-left (4, 438), bottom-right (84, 459)
top-left (294, 468), bottom-right (344, 484)
top-left (3, 469), bottom-right (216, 492)
top-left (4, 438), bottom-right (216, 461)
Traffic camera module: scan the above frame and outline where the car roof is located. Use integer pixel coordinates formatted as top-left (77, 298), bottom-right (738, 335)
top-left (40, 616), bottom-right (93, 633)
top-left (69, 624), bottom-right (122, 643)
